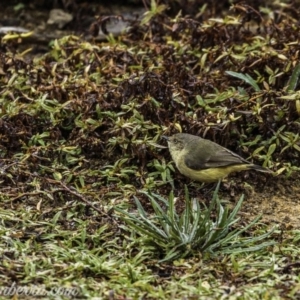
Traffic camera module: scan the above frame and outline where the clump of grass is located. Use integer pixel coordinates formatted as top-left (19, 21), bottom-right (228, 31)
top-left (116, 183), bottom-right (276, 262)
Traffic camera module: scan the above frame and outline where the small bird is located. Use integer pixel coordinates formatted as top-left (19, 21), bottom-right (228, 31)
top-left (163, 133), bottom-right (272, 183)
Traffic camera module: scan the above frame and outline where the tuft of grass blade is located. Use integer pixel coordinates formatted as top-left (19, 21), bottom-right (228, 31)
top-left (115, 185), bottom-right (276, 262)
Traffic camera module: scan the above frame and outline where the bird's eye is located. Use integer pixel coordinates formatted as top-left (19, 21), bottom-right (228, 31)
top-left (173, 139), bottom-right (178, 144)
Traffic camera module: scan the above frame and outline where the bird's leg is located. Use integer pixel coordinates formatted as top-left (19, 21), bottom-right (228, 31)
top-left (202, 180), bottom-right (222, 198)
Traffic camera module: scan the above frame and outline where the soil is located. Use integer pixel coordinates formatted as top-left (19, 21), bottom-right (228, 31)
top-left (242, 175), bottom-right (300, 229)
top-left (219, 173), bottom-right (300, 229)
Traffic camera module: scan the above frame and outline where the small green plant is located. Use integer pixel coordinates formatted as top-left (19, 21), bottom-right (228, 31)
top-left (225, 71), bottom-right (261, 92)
top-left (116, 183), bottom-right (276, 262)
top-left (141, 0), bottom-right (167, 25)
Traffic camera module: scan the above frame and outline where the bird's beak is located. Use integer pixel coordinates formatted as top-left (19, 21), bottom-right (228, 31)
top-left (149, 136), bottom-right (169, 149)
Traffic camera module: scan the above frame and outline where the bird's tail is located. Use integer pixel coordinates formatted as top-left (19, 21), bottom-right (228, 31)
top-left (248, 164), bottom-right (274, 174)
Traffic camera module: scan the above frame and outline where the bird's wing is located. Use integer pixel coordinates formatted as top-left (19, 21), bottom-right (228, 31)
top-left (185, 146), bottom-right (249, 170)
